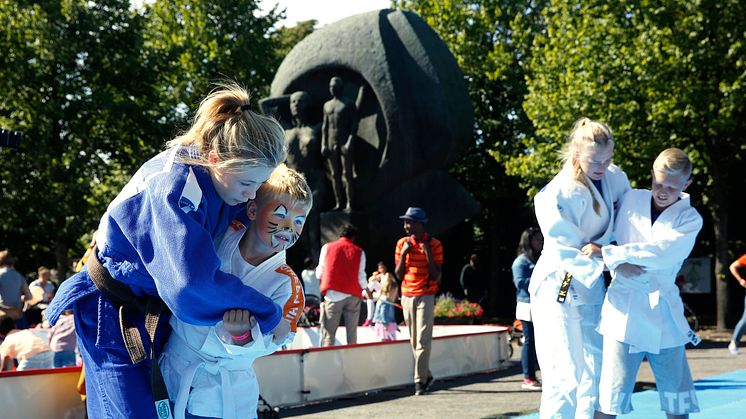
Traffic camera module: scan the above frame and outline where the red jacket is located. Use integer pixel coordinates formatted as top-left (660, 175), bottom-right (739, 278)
top-left (320, 237), bottom-right (363, 296)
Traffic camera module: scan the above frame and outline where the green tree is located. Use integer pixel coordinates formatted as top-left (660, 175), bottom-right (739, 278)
top-left (0, 0), bottom-right (167, 275)
top-left (394, 0), bottom-right (547, 315)
top-left (512, 0), bottom-right (746, 329)
top-left (144, 0), bottom-right (284, 113)
top-left (272, 20), bottom-right (318, 63)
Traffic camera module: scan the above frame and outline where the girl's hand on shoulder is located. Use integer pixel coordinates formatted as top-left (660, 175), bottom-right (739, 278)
top-left (616, 263), bottom-right (645, 278)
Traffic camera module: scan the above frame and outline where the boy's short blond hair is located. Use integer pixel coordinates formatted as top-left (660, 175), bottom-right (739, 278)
top-left (255, 164), bottom-right (313, 211)
top-left (653, 148), bottom-right (692, 179)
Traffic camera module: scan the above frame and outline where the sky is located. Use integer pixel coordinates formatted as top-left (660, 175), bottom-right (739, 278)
top-left (259, 0), bottom-right (392, 27)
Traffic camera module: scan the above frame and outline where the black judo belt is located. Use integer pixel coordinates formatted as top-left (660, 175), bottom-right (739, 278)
top-left (87, 247), bottom-right (173, 418)
top-left (557, 272), bottom-right (573, 303)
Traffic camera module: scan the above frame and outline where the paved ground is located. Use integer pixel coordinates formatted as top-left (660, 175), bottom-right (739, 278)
top-left (278, 331), bottom-right (745, 419)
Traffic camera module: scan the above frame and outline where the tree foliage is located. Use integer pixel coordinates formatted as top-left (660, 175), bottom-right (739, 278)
top-left (0, 0), bottom-right (287, 275)
top-left (144, 0), bottom-right (284, 111)
top-left (0, 0), bottom-right (164, 274)
top-left (395, 0), bottom-right (746, 324)
top-left (393, 1), bottom-right (547, 314)
top-left (514, 0), bottom-right (746, 327)
top-left (1, 0), bottom-right (743, 326)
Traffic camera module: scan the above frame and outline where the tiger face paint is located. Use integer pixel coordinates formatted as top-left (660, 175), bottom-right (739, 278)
top-left (248, 198), bottom-right (308, 252)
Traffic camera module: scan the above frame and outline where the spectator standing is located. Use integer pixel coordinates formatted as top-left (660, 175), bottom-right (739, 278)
top-left (373, 262), bottom-right (399, 341)
top-left (512, 227), bottom-right (543, 391)
top-left (395, 207), bottom-right (443, 395)
top-left (728, 252), bottom-right (746, 355)
top-left (460, 254), bottom-right (485, 304)
top-left (363, 262), bottom-right (386, 327)
top-left (26, 266), bottom-right (57, 326)
top-left (29, 267), bottom-right (56, 304)
top-left (301, 257), bottom-right (321, 300)
top-left (316, 225), bottom-right (369, 346)
top-left (0, 250), bottom-right (32, 328)
top-left (48, 310), bottom-right (77, 367)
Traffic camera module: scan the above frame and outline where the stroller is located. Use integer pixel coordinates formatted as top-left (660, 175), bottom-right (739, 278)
top-left (507, 319), bottom-right (524, 360)
top-left (297, 293), bottom-right (321, 327)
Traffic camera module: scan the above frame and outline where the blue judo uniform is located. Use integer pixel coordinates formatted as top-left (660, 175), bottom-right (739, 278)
top-left (47, 146), bottom-right (282, 418)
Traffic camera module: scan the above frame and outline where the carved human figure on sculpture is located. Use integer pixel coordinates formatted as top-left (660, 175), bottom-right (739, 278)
top-left (286, 91), bottom-right (324, 261)
top-left (322, 76), bottom-right (359, 211)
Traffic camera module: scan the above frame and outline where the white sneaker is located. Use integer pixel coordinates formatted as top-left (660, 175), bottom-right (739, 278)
top-left (728, 341), bottom-right (739, 355)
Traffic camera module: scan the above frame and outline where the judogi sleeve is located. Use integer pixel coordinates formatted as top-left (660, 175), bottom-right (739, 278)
top-left (110, 167), bottom-right (281, 333)
top-left (602, 208), bottom-right (702, 271)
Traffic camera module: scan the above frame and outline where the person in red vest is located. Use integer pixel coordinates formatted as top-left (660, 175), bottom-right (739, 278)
top-left (395, 207), bottom-right (443, 395)
top-left (316, 225), bottom-right (370, 346)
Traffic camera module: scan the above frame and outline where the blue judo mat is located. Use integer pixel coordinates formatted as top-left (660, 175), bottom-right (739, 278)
top-left (516, 369), bottom-right (746, 418)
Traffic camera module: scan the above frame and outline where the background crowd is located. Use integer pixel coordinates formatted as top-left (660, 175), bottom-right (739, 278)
top-left (0, 250), bottom-right (78, 371)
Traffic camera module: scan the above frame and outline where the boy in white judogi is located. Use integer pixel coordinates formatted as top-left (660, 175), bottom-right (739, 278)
top-left (159, 165), bottom-right (311, 419)
top-left (590, 148), bottom-right (702, 418)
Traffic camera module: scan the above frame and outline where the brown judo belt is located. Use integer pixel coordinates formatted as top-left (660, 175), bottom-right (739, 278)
top-left (557, 272), bottom-right (573, 303)
top-left (87, 247), bottom-right (173, 418)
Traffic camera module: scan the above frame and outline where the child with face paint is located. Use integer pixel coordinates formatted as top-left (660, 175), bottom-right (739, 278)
top-left (591, 148), bottom-right (702, 419)
top-left (45, 82), bottom-right (290, 418)
top-left (160, 164), bottom-right (312, 419)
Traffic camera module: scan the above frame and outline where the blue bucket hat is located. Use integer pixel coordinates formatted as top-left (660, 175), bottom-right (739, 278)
top-left (399, 207), bottom-right (428, 223)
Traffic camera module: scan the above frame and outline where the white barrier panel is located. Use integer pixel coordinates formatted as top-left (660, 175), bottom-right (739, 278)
top-left (256, 324), bottom-right (510, 407)
top-left (254, 350), bottom-right (304, 406)
top-left (0, 325), bottom-right (510, 415)
top-left (0, 367), bottom-right (85, 419)
top-left (303, 340), bottom-right (415, 402)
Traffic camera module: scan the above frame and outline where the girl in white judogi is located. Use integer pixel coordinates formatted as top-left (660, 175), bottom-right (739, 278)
top-left (592, 148), bottom-right (702, 419)
top-left (530, 118), bottom-right (630, 419)
top-left (159, 165), bottom-right (311, 419)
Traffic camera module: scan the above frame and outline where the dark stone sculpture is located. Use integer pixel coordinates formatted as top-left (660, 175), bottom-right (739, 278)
top-left (263, 9), bottom-right (479, 266)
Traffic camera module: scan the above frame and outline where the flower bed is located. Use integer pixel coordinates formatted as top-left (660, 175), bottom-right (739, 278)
top-left (433, 293), bottom-right (483, 323)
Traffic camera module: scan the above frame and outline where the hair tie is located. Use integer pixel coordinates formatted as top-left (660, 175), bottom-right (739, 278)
top-left (240, 104), bottom-right (251, 112)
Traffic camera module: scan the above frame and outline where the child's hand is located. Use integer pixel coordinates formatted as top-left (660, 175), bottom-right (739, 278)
top-left (581, 242), bottom-right (602, 257)
top-left (223, 309), bottom-right (252, 342)
top-left (271, 319), bottom-right (291, 344)
top-left (616, 263), bottom-right (645, 278)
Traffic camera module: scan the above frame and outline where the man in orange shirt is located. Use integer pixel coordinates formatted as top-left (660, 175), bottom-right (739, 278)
top-left (395, 207), bottom-right (443, 395)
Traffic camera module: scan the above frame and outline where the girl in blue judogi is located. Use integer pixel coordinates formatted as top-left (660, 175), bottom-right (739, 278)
top-left (46, 82), bottom-right (290, 418)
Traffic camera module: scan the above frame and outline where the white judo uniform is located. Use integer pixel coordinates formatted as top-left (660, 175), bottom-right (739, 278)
top-left (597, 189), bottom-right (702, 415)
top-left (160, 223), bottom-right (304, 419)
top-left (530, 164), bottom-right (630, 419)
